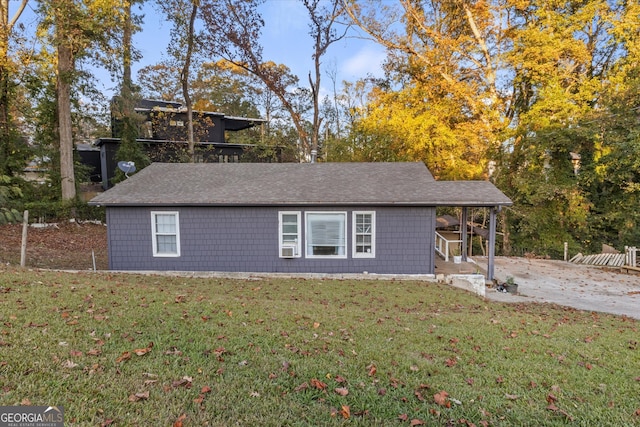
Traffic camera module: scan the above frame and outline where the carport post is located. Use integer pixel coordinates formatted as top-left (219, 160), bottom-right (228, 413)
top-left (461, 207), bottom-right (468, 262)
top-left (487, 207), bottom-right (498, 281)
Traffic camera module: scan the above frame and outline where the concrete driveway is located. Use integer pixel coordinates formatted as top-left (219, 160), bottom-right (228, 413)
top-left (483, 257), bottom-right (640, 319)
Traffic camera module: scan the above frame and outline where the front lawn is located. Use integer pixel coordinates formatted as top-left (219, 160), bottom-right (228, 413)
top-left (0, 268), bottom-right (638, 426)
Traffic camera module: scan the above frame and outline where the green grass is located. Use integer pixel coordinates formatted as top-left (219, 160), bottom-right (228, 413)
top-left (0, 267), bottom-right (639, 426)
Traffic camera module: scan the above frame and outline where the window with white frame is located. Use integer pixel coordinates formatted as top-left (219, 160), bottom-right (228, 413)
top-left (306, 212), bottom-right (347, 258)
top-left (353, 211), bottom-right (375, 258)
top-left (151, 211), bottom-right (181, 257)
top-left (279, 211), bottom-right (301, 257)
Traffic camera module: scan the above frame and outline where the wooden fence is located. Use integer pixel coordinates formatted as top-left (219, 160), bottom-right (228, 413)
top-left (569, 246), bottom-right (638, 271)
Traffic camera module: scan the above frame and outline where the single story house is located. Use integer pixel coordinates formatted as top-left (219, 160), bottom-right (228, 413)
top-left (89, 162), bottom-right (512, 277)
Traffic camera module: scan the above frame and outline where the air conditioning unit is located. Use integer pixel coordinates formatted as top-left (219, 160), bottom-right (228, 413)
top-left (281, 246), bottom-right (296, 258)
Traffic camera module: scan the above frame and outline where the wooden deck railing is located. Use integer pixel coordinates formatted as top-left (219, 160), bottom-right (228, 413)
top-left (435, 231), bottom-right (463, 262)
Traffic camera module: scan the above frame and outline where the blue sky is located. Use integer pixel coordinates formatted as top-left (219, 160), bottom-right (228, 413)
top-left (130, 1), bottom-right (387, 97)
top-left (11, 1), bottom-right (387, 100)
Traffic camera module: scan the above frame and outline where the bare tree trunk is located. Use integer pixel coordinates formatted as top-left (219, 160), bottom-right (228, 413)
top-left (0, 61), bottom-right (9, 175)
top-left (122, 0), bottom-right (132, 91)
top-left (182, 0), bottom-right (198, 162)
top-left (0, 0), bottom-right (28, 175)
top-left (57, 42), bottom-right (76, 201)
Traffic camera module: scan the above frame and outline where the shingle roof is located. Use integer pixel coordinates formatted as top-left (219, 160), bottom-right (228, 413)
top-left (89, 162), bottom-right (512, 207)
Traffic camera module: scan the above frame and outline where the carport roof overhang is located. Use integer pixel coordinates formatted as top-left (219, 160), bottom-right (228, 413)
top-left (425, 181), bottom-right (512, 208)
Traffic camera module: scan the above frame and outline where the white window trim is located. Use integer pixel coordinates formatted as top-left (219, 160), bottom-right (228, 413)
top-left (278, 211), bottom-right (301, 258)
top-left (151, 211), bottom-right (181, 257)
top-left (352, 211), bottom-right (376, 258)
top-left (305, 211), bottom-right (348, 259)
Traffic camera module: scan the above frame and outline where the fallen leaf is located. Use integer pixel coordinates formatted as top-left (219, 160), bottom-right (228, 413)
top-left (310, 378), bottom-right (327, 390)
top-left (294, 382), bottom-right (309, 392)
top-left (434, 390), bottom-right (450, 407)
top-left (410, 419), bottom-right (425, 426)
top-left (367, 363), bottom-right (377, 376)
top-left (62, 360), bottom-right (78, 369)
top-left (172, 376), bottom-right (193, 388)
top-left (115, 351), bottom-right (131, 363)
top-left (128, 391), bottom-right (149, 402)
top-left (334, 387), bottom-right (349, 396)
top-left (398, 413), bottom-right (408, 421)
top-left (134, 342), bottom-right (154, 356)
top-left (505, 394), bottom-right (519, 400)
top-left (340, 405), bottom-right (350, 419)
top-left (201, 386), bottom-right (212, 394)
top-left (173, 413), bottom-right (187, 427)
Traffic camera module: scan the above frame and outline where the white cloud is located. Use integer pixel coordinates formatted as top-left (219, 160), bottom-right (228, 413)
top-left (341, 45), bottom-right (387, 79)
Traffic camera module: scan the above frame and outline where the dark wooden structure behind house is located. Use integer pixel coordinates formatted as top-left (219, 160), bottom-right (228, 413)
top-left (77, 144), bottom-right (101, 182)
top-left (97, 99), bottom-right (270, 189)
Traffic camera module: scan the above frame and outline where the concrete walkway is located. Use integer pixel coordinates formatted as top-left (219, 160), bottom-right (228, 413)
top-left (481, 257), bottom-right (640, 320)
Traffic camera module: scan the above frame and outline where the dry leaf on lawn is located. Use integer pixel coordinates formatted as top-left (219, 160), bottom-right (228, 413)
top-left (340, 405), bottom-right (350, 419)
top-left (310, 378), bottom-right (327, 390)
top-left (134, 342), bottom-right (154, 356)
top-left (115, 351), bottom-right (131, 363)
top-left (334, 387), bottom-right (349, 396)
top-left (128, 391), bottom-right (149, 402)
top-left (434, 390), bottom-right (451, 407)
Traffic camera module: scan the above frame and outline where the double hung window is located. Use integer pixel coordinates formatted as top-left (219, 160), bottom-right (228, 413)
top-left (279, 212), bottom-right (301, 257)
top-left (353, 211), bottom-right (375, 258)
top-left (151, 211), bottom-right (180, 257)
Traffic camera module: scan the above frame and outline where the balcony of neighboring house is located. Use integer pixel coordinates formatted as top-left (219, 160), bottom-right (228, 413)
top-left (95, 98), bottom-right (271, 189)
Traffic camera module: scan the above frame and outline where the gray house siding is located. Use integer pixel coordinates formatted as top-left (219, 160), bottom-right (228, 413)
top-left (106, 205), bottom-right (435, 274)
